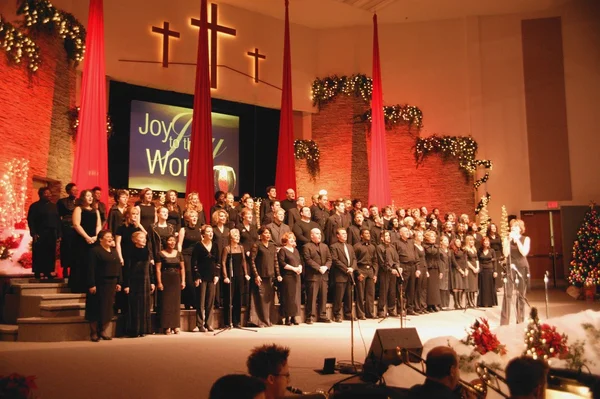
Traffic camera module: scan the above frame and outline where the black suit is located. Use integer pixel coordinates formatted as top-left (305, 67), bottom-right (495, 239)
top-left (191, 242), bottom-right (219, 329)
top-left (354, 241), bottom-right (378, 318)
top-left (330, 242), bottom-right (357, 320)
top-left (324, 213), bottom-right (350, 246)
top-left (377, 243), bottom-right (400, 316)
top-left (250, 242), bottom-right (279, 326)
top-left (347, 223), bottom-right (363, 246)
top-left (312, 206), bottom-right (329, 231)
top-left (302, 241), bottom-right (332, 321)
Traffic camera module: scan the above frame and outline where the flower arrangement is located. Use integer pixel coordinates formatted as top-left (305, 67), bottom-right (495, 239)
top-left (524, 307), bottom-right (569, 361)
top-left (18, 251), bottom-right (33, 269)
top-left (0, 233), bottom-right (24, 260)
top-left (462, 318), bottom-right (507, 355)
top-left (0, 373), bottom-right (37, 399)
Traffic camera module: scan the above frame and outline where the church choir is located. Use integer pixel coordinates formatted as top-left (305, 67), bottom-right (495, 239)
top-left (28, 183), bottom-right (506, 340)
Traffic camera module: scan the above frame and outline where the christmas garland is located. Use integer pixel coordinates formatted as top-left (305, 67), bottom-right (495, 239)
top-left (357, 104), bottom-right (423, 130)
top-left (523, 308), bottom-right (569, 361)
top-left (415, 135), bottom-right (493, 214)
top-left (294, 140), bottom-right (320, 181)
top-left (17, 0), bottom-right (86, 64)
top-left (68, 107), bottom-right (114, 138)
top-left (0, 17), bottom-right (40, 71)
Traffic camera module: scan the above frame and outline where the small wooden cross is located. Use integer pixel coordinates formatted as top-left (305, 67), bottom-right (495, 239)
top-left (151, 21), bottom-right (181, 68)
top-left (246, 48), bottom-right (266, 83)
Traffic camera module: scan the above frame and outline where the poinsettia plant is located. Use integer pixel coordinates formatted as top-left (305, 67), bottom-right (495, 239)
top-left (0, 373), bottom-right (37, 399)
top-left (18, 252), bottom-right (33, 269)
top-left (462, 317), bottom-right (507, 355)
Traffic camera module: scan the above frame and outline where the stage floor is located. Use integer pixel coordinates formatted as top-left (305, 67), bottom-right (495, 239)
top-left (1, 288), bottom-right (598, 399)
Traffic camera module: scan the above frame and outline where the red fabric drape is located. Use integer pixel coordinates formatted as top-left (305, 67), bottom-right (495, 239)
top-left (368, 14), bottom-right (391, 207)
top-left (186, 0), bottom-right (215, 210)
top-left (274, 0), bottom-right (296, 197)
top-left (72, 0), bottom-right (109, 206)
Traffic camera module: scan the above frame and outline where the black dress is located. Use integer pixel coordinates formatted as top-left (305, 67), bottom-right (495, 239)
top-left (424, 243), bottom-right (441, 306)
top-left (450, 250), bottom-right (468, 290)
top-left (488, 234), bottom-right (503, 289)
top-left (278, 247), bottom-right (301, 318)
top-left (106, 205), bottom-right (126, 236)
top-left (57, 196), bottom-right (77, 271)
top-left (151, 223), bottom-right (175, 260)
top-left (414, 245), bottom-right (427, 311)
top-left (181, 225), bottom-right (201, 308)
top-left (124, 245), bottom-right (154, 335)
top-left (212, 225), bottom-right (229, 308)
top-left (157, 251), bottom-right (183, 328)
top-left (222, 249), bottom-right (246, 326)
top-left (166, 205), bottom-right (182, 231)
top-left (438, 248), bottom-right (451, 307)
top-left (71, 208), bottom-right (99, 293)
top-left (465, 249), bottom-right (479, 292)
top-left (138, 204), bottom-right (156, 232)
top-left (477, 249), bottom-right (498, 307)
top-left (27, 199), bottom-right (60, 278)
top-left (85, 246), bottom-right (121, 325)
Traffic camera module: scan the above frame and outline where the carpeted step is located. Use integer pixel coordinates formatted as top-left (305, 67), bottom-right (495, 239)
top-left (39, 303), bottom-right (85, 317)
top-left (17, 316), bottom-right (116, 342)
top-left (0, 324), bottom-right (18, 342)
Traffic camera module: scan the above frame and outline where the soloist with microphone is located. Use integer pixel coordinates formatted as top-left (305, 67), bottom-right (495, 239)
top-left (500, 219), bottom-right (531, 325)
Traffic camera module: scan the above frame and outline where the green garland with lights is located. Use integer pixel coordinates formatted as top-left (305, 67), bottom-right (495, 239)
top-left (294, 140), bottom-right (320, 181)
top-left (415, 135), bottom-right (493, 214)
top-left (0, 17), bottom-right (40, 71)
top-left (357, 104), bottom-right (423, 130)
top-left (68, 107), bottom-right (113, 138)
top-left (17, 0), bottom-right (86, 64)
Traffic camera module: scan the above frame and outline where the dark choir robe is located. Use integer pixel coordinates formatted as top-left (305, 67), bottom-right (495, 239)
top-left (390, 229), bottom-right (401, 244)
top-left (249, 241), bottom-right (280, 326)
top-left (286, 207), bottom-right (301, 231)
top-left (353, 241), bottom-right (379, 319)
top-left (106, 205), bottom-right (126, 236)
top-left (377, 243), bottom-right (400, 316)
top-left (123, 245), bottom-right (154, 336)
top-left (302, 241), bottom-right (332, 322)
top-left (292, 219), bottom-right (320, 250)
top-left (265, 221), bottom-right (291, 248)
top-left (311, 206), bottom-right (329, 231)
top-left (85, 246), bottom-right (122, 325)
top-left (347, 223), bottom-right (364, 246)
top-left (237, 223), bottom-right (258, 256)
top-left (329, 241), bottom-right (357, 320)
top-left (57, 195), bottom-right (77, 271)
top-left (192, 241), bottom-right (220, 330)
top-left (27, 198), bottom-right (61, 277)
top-left (424, 243), bottom-right (442, 307)
top-left (324, 213), bottom-right (350, 246)
top-left (280, 198), bottom-right (296, 213)
top-left (342, 213), bottom-right (353, 230)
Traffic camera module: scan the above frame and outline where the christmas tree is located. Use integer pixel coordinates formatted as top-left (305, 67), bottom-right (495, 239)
top-left (499, 205), bottom-right (509, 241)
top-left (478, 203), bottom-right (490, 236)
top-left (568, 204), bottom-right (600, 287)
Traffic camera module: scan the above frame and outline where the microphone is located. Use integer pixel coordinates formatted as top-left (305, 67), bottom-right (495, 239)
top-left (510, 264), bottom-right (523, 278)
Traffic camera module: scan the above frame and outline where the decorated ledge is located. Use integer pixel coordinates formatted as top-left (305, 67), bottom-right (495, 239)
top-left (0, 17), bottom-right (40, 71)
top-left (294, 140), bottom-right (320, 181)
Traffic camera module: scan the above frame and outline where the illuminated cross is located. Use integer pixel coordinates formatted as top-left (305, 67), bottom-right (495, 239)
top-left (191, 3), bottom-right (237, 89)
top-left (151, 21), bottom-right (181, 68)
top-left (246, 48), bottom-right (266, 83)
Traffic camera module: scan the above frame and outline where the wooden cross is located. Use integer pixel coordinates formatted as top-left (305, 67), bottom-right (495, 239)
top-left (246, 48), bottom-right (266, 83)
top-left (151, 21), bottom-right (181, 68)
top-left (191, 3), bottom-right (237, 89)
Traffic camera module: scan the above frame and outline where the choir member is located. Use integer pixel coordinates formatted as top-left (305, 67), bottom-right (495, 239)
top-left (238, 209), bottom-right (259, 257)
top-left (136, 188), bottom-right (157, 232)
top-left (107, 189), bottom-right (129, 235)
top-left (209, 191), bottom-right (226, 220)
top-left (403, 216), bottom-right (415, 234)
top-left (411, 208), bottom-right (421, 220)
top-left (342, 199), bottom-right (353, 227)
top-left (351, 199), bottom-right (362, 217)
top-left (396, 207), bottom-right (406, 220)
top-left (292, 206), bottom-right (319, 250)
top-left (57, 182), bottom-right (78, 277)
top-left (185, 191), bottom-right (206, 225)
top-left (312, 194), bottom-right (329, 231)
top-left (450, 237), bottom-right (468, 309)
top-left (324, 199), bottom-right (348, 245)
top-left (91, 186), bottom-right (107, 226)
top-left (221, 229), bottom-right (251, 328)
top-left (459, 214), bottom-right (470, 225)
top-left (377, 230), bottom-right (400, 318)
top-left (116, 207), bottom-right (145, 267)
top-left (469, 222), bottom-right (483, 251)
top-left (71, 190), bottom-right (102, 293)
top-left (381, 206), bottom-right (394, 230)
top-left (152, 206), bottom-right (176, 258)
top-left (211, 209), bottom-right (229, 309)
top-left (286, 196), bottom-right (304, 231)
top-left (27, 187), bottom-right (60, 279)
top-left (265, 208), bottom-right (290, 248)
top-left (250, 227), bottom-right (282, 327)
top-left (394, 227), bottom-right (418, 316)
top-left (501, 219), bottom-right (531, 325)
top-left (444, 212), bottom-right (456, 225)
top-left (347, 211), bottom-right (364, 246)
top-left (236, 193), bottom-right (251, 213)
top-left (165, 190), bottom-right (183, 231)
top-left (156, 235), bottom-right (185, 334)
top-left (456, 223), bottom-right (467, 244)
top-left (308, 194), bottom-right (319, 220)
top-left (420, 207), bottom-right (428, 218)
top-left (415, 218), bottom-right (427, 231)
top-left (302, 228), bottom-right (332, 324)
top-left (178, 209), bottom-right (201, 310)
top-left (239, 197), bottom-right (257, 226)
top-left (441, 221), bottom-right (455, 244)
top-left (413, 230), bottom-right (429, 314)
top-left (487, 223), bottom-right (504, 290)
top-left (477, 236), bottom-right (498, 308)
top-left (424, 230), bottom-right (442, 312)
top-left (428, 218), bottom-right (440, 235)
top-left (277, 232), bottom-right (302, 325)
top-left (280, 188), bottom-right (296, 213)
top-left (370, 216), bottom-right (383, 246)
top-left (123, 231), bottom-right (154, 337)
top-left (464, 235), bottom-right (480, 308)
top-left (353, 229), bottom-right (378, 319)
top-left (361, 207), bottom-right (373, 230)
top-left (390, 218), bottom-right (401, 243)
top-left (261, 200), bottom-right (281, 226)
top-left (259, 186), bottom-right (277, 222)
top-left (330, 228), bottom-right (357, 322)
top-left (438, 235), bottom-right (452, 309)
top-left (224, 192), bottom-right (239, 229)
top-left (85, 230), bottom-right (122, 341)
top-left (192, 225), bottom-right (220, 332)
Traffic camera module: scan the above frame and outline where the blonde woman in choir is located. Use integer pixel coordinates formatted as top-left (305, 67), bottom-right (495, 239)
top-left (463, 235), bottom-right (480, 308)
top-left (185, 192), bottom-right (206, 225)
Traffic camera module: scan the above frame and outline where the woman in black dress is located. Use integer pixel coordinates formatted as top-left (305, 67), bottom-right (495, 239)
top-left (86, 230), bottom-right (122, 341)
top-left (237, 208), bottom-right (258, 309)
top-left (136, 187), bottom-right (156, 233)
top-left (413, 230), bottom-right (428, 314)
top-left (477, 236), bottom-right (498, 307)
top-left (156, 235), bottom-right (185, 334)
top-left (152, 206), bottom-right (175, 258)
top-left (249, 227), bottom-right (282, 327)
top-left (178, 209), bottom-right (201, 309)
top-left (423, 230), bottom-right (442, 312)
top-left (165, 190), bottom-right (182, 231)
top-left (123, 231), bottom-right (155, 337)
top-left (116, 207), bottom-right (145, 266)
top-left (107, 189), bottom-right (129, 235)
top-left (487, 223), bottom-right (504, 290)
top-left (438, 235), bottom-right (451, 309)
top-left (72, 190), bottom-right (102, 293)
top-left (500, 219), bottom-right (531, 325)
top-left (450, 238), bottom-right (468, 309)
top-left (464, 235), bottom-right (480, 308)
top-left (185, 192), bottom-right (206, 226)
top-left (278, 232), bottom-right (302, 325)
top-left (221, 229), bottom-right (250, 328)
top-left (191, 225), bottom-right (220, 332)
top-left (211, 209), bottom-right (230, 309)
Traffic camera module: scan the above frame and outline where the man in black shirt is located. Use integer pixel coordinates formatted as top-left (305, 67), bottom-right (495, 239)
top-left (27, 187), bottom-right (61, 279)
top-left (324, 199), bottom-right (349, 246)
top-left (302, 228), bottom-right (332, 324)
top-left (92, 186), bottom-right (106, 226)
top-left (353, 229), bottom-right (378, 319)
top-left (311, 194), bottom-right (329, 231)
top-left (347, 211), bottom-right (364, 246)
top-left (292, 206), bottom-right (319, 251)
top-left (393, 227), bottom-right (418, 316)
top-left (329, 228), bottom-right (356, 322)
top-left (259, 186), bottom-right (277, 222)
top-left (57, 182), bottom-right (78, 277)
top-left (408, 346), bottom-right (460, 399)
top-left (286, 196), bottom-right (304, 232)
top-left (377, 230), bottom-right (400, 318)
top-left (280, 188), bottom-right (296, 213)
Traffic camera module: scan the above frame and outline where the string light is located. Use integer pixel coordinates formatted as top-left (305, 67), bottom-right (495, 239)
top-left (68, 107), bottom-right (113, 138)
top-left (523, 308), bottom-right (568, 362)
top-left (0, 158), bottom-right (29, 232)
top-left (568, 204), bottom-right (600, 286)
top-left (294, 140), bottom-right (320, 181)
top-left (0, 17), bottom-right (41, 71)
top-left (359, 104), bottom-right (423, 130)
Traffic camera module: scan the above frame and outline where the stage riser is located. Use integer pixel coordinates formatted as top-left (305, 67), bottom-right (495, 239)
top-left (17, 319), bottom-right (117, 342)
top-left (0, 325), bottom-right (18, 342)
top-left (39, 306), bottom-right (85, 318)
top-left (12, 283), bottom-right (70, 296)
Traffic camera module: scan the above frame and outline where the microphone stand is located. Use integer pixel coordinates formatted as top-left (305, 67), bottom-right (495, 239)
top-left (396, 268), bottom-right (408, 328)
top-left (544, 271), bottom-right (550, 319)
top-left (349, 271), bottom-right (358, 372)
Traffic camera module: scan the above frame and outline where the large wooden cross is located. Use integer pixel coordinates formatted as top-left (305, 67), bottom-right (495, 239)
top-left (191, 3), bottom-right (237, 89)
top-left (151, 21), bottom-right (181, 68)
top-left (246, 48), bottom-right (266, 83)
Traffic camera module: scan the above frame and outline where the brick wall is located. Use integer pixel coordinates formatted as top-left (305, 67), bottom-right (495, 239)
top-left (296, 95), bottom-right (475, 216)
top-left (0, 32), bottom-right (77, 207)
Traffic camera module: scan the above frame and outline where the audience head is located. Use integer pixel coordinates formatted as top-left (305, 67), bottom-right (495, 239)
top-left (247, 344), bottom-right (291, 399)
top-left (209, 374), bottom-right (266, 399)
top-left (425, 346), bottom-right (460, 390)
top-left (505, 356), bottom-right (548, 399)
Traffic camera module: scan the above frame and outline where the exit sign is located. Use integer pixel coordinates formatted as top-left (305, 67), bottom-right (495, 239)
top-left (547, 201), bottom-right (559, 209)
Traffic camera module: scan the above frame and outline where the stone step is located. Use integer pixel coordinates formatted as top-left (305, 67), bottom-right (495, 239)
top-left (17, 316), bottom-right (117, 342)
top-left (39, 293), bottom-right (86, 306)
top-left (27, 278), bottom-right (66, 284)
top-left (12, 282), bottom-right (70, 296)
top-left (39, 303), bottom-right (85, 318)
top-left (0, 324), bottom-right (18, 342)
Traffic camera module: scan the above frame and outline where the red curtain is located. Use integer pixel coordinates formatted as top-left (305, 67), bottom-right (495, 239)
top-left (368, 14), bottom-right (391, 207)
top-left (186, 0), bottom-right (215, 210)
top-left (274, 0), bottom-right (297, 197)
top-left (72, 0), bottom-right (109, 206)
